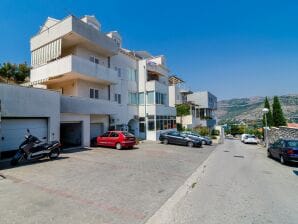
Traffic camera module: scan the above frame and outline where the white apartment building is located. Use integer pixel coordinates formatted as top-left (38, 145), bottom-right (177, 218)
top-left (27, 14), bottom-right (176, 147)
top-left (169, 76), bottom-right (217, 130)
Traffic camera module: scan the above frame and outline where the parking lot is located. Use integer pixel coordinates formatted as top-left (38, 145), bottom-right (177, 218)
top-left (0, 141), bottom-right (215, 224)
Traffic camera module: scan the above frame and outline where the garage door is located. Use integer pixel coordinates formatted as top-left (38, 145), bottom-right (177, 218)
top-left (90, 123), bottom-right (104, 140)
top-left (60, 122), bottom-right (82, 148)
top-left (0, 118), bottom-right (48, 152)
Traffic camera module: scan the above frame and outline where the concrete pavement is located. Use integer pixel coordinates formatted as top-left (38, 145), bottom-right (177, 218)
top-left (0, 141), bottom-right (214, 224)
top-left (157, 139), bottom-right (298, 224)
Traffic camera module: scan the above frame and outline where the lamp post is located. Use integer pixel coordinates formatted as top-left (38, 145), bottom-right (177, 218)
top-left (262, 108), bottom-right (269, 148)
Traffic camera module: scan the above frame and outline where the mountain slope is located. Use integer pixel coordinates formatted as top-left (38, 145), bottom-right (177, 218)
top-left (216, 94), bottom-right (298, 123)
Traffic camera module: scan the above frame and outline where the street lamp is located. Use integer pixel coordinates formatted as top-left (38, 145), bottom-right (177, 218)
top-left (262, 108), bottom-right (269, 148)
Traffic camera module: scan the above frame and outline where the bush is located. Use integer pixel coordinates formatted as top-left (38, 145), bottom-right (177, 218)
top-left (194, 127), bottom-right (209, 136)
top-left (177, 123), bottom-right (183, 131)
top-left (211, 129), bottom-right (220, 136)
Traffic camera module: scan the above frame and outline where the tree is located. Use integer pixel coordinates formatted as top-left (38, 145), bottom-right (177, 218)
top-left (262, 97), bottom-right (273, 127)
top-left (0, 62), bottom-right (30, 83)
top-left (176, 103), bottom-right (191, 129)
top-left (0, 62), bottom-right (17, 83)
top-left (15, 63), bottom-right (30, 82)
top-left (272, 96), bottom-right (287, 127)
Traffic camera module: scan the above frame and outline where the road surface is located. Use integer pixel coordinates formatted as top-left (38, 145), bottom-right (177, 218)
top-left (152, 139), bottom-right (298, 224)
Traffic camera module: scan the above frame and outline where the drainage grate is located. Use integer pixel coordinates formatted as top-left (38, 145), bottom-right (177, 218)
top-left (234, 155), bottom-right (244, 158)
top-left (224, 150), bottom-right (230, 152)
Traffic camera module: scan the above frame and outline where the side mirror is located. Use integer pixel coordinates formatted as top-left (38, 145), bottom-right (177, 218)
top-left (26, 128), bottom-right (30, 134)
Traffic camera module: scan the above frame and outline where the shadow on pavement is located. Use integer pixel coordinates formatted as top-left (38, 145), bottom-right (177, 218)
top-left (0, 156), bottom-right (69, 171)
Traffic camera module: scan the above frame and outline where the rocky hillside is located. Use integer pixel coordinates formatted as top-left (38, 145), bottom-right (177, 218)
top-left (216, 94), bottom-right (298, 124)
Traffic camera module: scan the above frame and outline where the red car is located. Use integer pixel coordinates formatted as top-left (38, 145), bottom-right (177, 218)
top-left (96, 131), bottom-right (136, 150)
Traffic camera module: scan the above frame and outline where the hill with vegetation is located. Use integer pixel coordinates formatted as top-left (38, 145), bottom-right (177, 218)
top-left (216, 94), bottom-right (298, 124)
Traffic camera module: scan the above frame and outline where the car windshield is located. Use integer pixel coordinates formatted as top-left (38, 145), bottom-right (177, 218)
top-left (286, 140), bottom-right (298, 148)
top-left (247, 135), bottom-right (256, 138)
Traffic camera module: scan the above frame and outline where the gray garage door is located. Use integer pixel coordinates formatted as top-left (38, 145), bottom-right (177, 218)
top-left (0, 118), bottom-right (48, 152)
top-left (90, 123), bottom-right (104, 140)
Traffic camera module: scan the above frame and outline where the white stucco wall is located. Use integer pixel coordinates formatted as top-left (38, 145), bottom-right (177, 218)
top-left (0, 84), bottom-right (60, 141)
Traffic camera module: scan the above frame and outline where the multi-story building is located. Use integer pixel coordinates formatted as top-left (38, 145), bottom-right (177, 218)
top-left (169, 76), bottom-right (217, 130)
top-left (28, 15), bottom-right (176, 147)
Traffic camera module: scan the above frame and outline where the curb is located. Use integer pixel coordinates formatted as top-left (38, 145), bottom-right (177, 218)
top-left (144, 146), bottom-right (219, 224)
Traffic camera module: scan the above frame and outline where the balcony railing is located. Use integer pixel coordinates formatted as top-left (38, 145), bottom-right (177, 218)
top-left (30, 55), bottom-right (118, 84)
top-left (61, 95), bottom-right (121, 115)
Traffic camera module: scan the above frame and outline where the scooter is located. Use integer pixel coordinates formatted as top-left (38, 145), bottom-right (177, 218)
top-left (11, 129), bottom-right (61, 166)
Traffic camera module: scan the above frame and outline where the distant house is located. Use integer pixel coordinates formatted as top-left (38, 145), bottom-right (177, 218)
top-left (287, 123), bottom-right (298, 129)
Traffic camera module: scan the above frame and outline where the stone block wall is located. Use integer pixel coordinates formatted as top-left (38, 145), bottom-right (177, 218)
top-left (267, 127), bottom-right (298, 144)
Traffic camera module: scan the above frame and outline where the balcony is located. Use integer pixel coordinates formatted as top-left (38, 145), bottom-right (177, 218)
top-left (61, 95), bottom-right (121, 115)
top-left (30, 55), bottom-right (118, 85)
top-left (198, 118), bottom-right (216, 128)
top-left (146, 80), bottom-right (168, 92)
top-left (31, 16), bottom-right (118, 56)
top-left (147, 63), bottom-right (169, 76)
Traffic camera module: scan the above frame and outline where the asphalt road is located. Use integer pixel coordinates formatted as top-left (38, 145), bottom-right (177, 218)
top-left (162, 139), bottom-right (298, 224)
top-left (0, 141), bottom-right (214, 224)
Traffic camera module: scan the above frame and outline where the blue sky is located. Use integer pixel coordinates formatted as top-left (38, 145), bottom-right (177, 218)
top-left (0, 0), bottom-right (297, 99)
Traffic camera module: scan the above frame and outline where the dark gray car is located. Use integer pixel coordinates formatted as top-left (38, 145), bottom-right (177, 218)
top-left (267, 139), bottom-right (298, 164)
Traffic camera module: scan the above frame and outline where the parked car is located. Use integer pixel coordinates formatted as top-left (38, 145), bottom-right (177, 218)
top-left (267, 139), bottom-right (298, 164)
top-left (181, 131), bottom-right (212, 145)
top-left (96, 131), bottom-right (136, 150)
top-left (243, 135), bottom-right (258, 144)
top-left (159, 131), bottom-right (202, 147)
top-left (241, 134), bottom-right (249, 142)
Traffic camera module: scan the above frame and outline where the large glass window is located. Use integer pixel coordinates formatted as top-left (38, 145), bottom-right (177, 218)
top-left (155, 92), bottom-right (167, 105)
top-left (128, 68), bottom-right (138, 82)
top-left (147, 91), bottom-right (154, 104)
top-left (139, 92), bottom-right (144, 105)
top-left (128, 92), bottom-right (138, 105)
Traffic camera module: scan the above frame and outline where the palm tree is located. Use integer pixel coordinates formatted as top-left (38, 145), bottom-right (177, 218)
top-left (0, 62), bottom-right (17, 83)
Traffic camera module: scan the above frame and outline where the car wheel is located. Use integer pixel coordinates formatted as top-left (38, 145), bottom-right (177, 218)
top-left (188, 141), bottom-right (194, 148)
top-left (267, 150), bottom-right (272, 158)
top-left (115, 143), bottom-right (122, 150)
top-left (163, 139), bottom-right (168, 145)
top-left (280, 155), bottom-right (286, 165)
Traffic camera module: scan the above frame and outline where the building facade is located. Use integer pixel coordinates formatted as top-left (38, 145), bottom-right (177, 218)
top-left (28, 15), bottom-right (176, 147)
top-left (169, 76), bottom-right (217, 130)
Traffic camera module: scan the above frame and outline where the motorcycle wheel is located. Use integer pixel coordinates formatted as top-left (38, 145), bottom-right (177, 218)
top-left (49, 148), bottom-right (60, 159)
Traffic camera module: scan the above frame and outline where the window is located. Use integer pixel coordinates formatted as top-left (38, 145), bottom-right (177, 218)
top-left (148, 120), bottom-right (155, 131)
top-left (115, 94), bottom-right (121, 104)
top-left (101, 132), bottom-right (110, 137)
top-left (128, 68), bottom-right (138, 81)
top-left (90, 88), bottom-right (99, 99)
top-left (94, 89), bottom-right (99, 99)
top-left (155, 92), bottom-right (166, 105)
top-left (90, 89), bottom-right (94, 98)
top-left (139, 123), bottom-right (145, 132)
top-left (128, 92), bottom-right (138, 105)
top-left (147, 91), bottom-right (154, 104)
top-left (139, 92), bottom-right (144, 105)
top-left (89, 56), bottom-right (99, 64)
top-left (110, 132), bottom-right (119, 137)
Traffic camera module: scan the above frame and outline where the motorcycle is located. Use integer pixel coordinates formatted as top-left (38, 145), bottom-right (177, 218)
top-left (11, 129), bottom-right (61, 166)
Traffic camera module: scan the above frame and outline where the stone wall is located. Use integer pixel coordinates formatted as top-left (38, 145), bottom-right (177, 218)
top-left (267, 127), bottom-right (298, 144)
